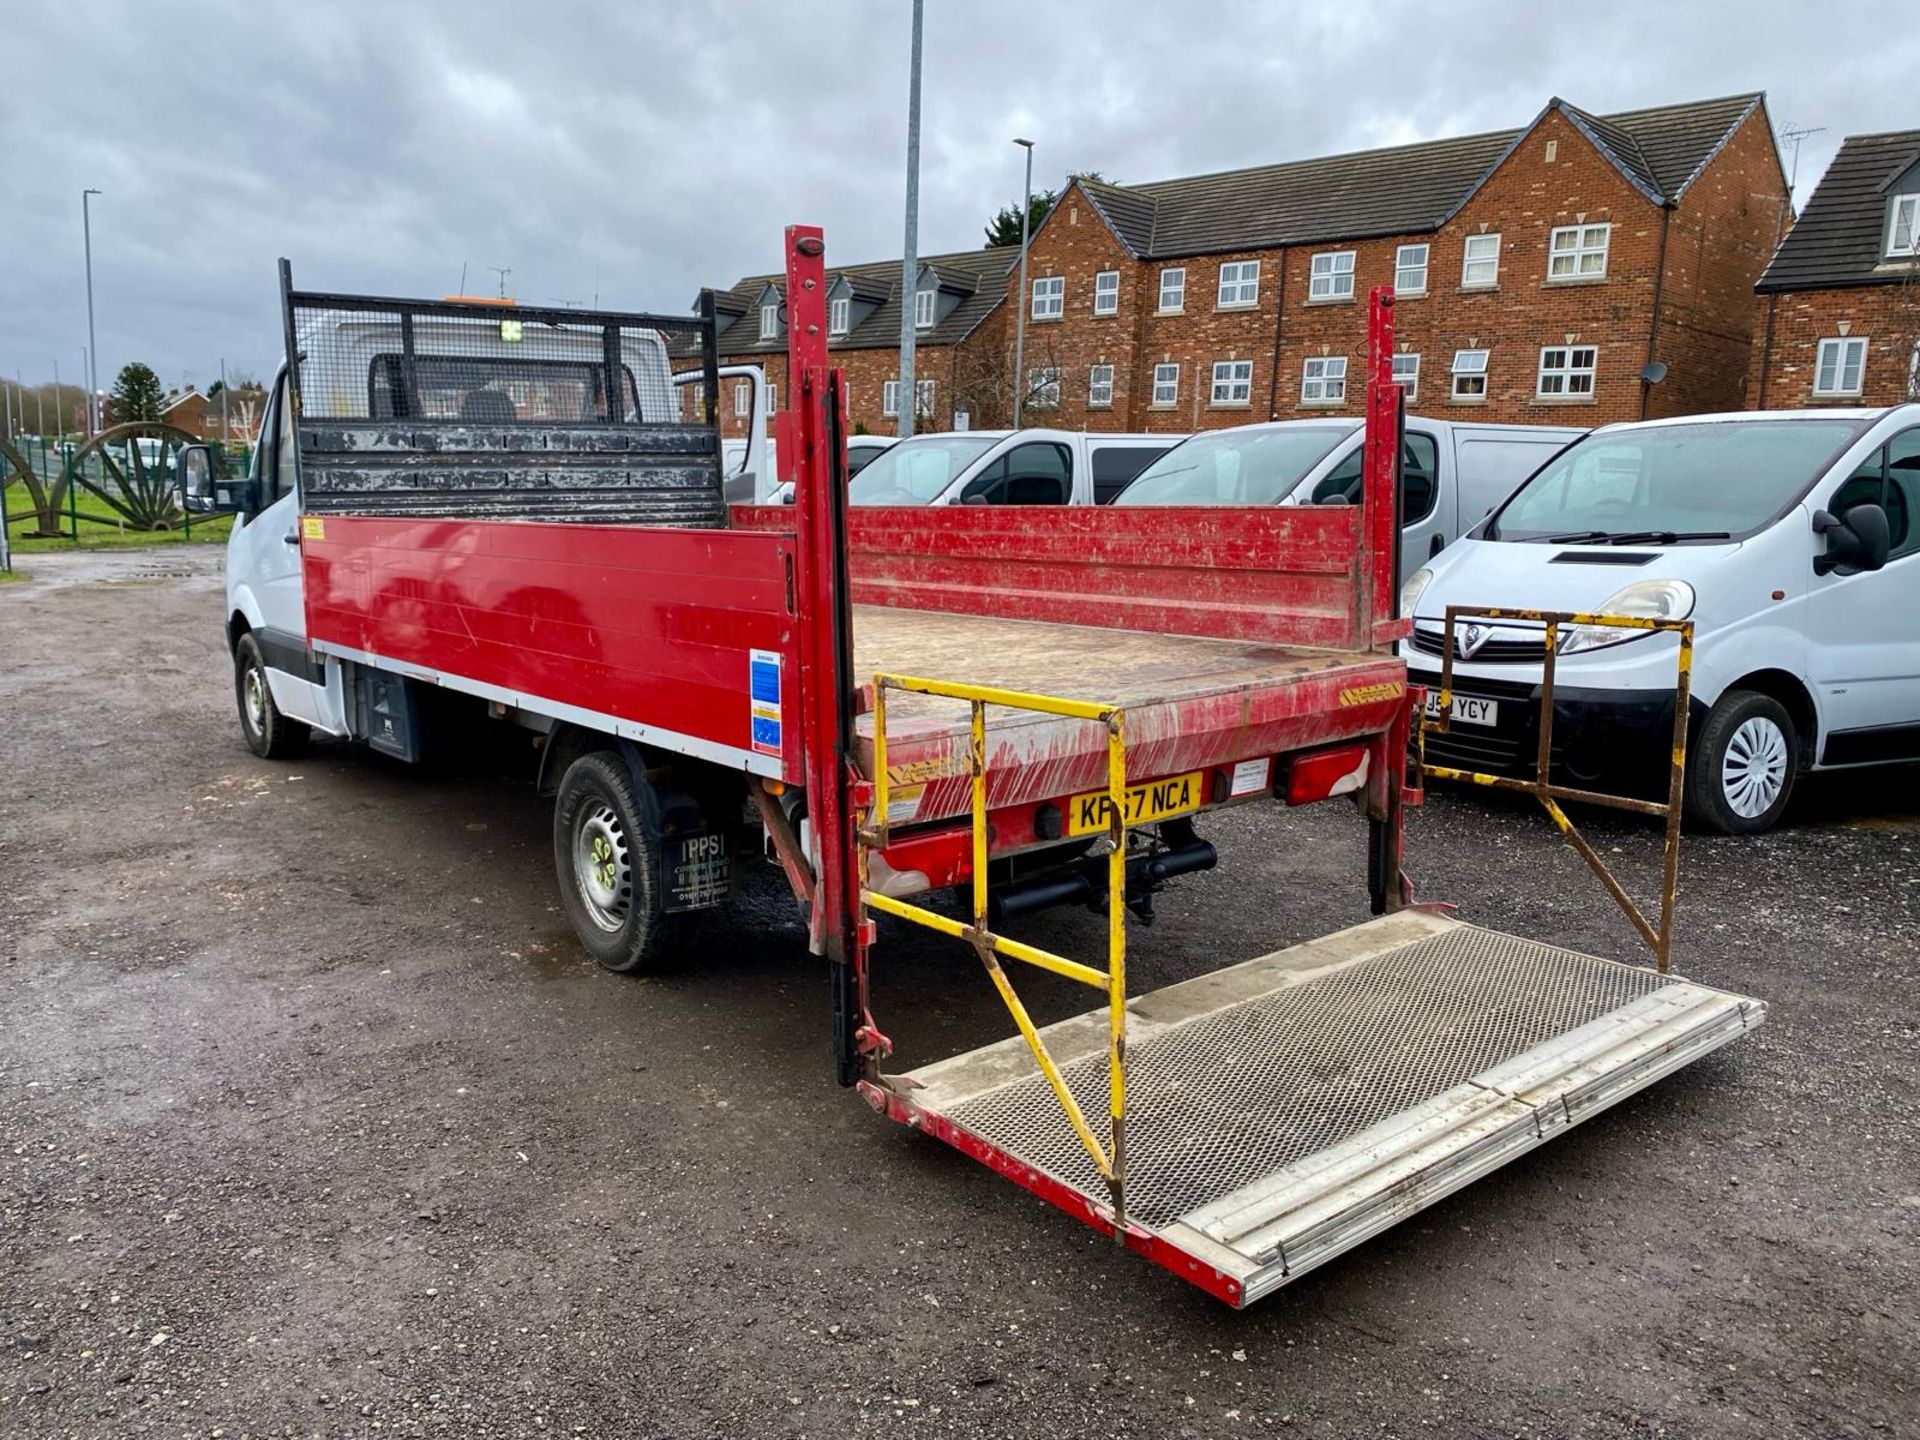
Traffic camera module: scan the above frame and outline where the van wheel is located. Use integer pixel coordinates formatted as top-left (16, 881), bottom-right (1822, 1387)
top-left (553, 751), bottom-right (678, 973)
top-left (234, 632), bottom-right (309, 759)
top-left (1686, 690), bottom-right (1796, 835)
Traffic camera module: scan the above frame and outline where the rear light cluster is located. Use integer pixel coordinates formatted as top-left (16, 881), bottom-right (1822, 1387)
top-left (1281, 744), bottom-right (1371, 806)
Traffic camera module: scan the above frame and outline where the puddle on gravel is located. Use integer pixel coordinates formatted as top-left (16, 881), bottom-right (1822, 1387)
top-left (518, 932), bottom-right (593, 981)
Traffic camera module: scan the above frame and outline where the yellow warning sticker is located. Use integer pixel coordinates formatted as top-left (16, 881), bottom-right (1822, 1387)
top-left (300, 515), bottom-right (326, 541)
top-left (1338, 681), bottom-right (1405, 707)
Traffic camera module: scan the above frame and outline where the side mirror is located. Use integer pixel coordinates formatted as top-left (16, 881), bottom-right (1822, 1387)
top-left (180, 445), bottom-right (216, 512)
top-left (181, 443), bottom-right (255, 515)
top-left (960, 493), bottom-right (990, 507)
top-left (1813, 502), bottom-right (1891, 575)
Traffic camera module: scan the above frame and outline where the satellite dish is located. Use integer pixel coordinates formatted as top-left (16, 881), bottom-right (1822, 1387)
top-left (1640, 361), bottom-right (1669, 385)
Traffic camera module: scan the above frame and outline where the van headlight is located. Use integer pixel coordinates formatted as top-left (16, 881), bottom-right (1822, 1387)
top-left (1558, 579), bottom-right (1695, 656)
top-left (1400, 566), bottom-right (1435, 618)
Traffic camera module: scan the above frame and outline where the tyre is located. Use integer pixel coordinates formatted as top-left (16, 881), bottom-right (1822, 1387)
top-left (1685, 690), bottom-right (1796, 835)
top-left (234, 632), bottom-right (309, 760)
top-left (553, 751), bottom-right (678, 973)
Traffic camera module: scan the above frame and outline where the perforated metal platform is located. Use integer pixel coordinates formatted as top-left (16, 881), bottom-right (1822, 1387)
top-left (888, 911), bottom-right (1763, 1306)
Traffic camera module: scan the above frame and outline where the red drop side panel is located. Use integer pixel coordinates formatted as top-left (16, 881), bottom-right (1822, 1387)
top-left (302, 515), bottom-right (802, 777)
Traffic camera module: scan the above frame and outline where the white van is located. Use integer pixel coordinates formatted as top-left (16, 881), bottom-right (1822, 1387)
top-left (847, 428), bottom-right (1178, 507)
top-left (1404, 405), bottom-right (1920, 834)
top-left (1113, 416), bottom-right (1584, 584)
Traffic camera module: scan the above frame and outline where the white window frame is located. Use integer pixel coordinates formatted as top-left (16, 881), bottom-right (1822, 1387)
top-left (1210, 359), bottom-right (1254, 407)
top-left (1461, 233), bottom-right (1501, 289)
top-left (1547, 223), bottom-right (1611, 281)
top-left (1536, 345), bottom-right (1597, 398)
top-left (1392, 353), bottom-right (1420, 403)
top-left (1093, 270), bottom-right (1120, 316)
top-left (1217, 260), bottom-right (1261, 308)
top-left (734, 382), bottom-right (751, 417)
top-left (1028, 366), bottom-right (1062, 410)
top-left (1813, 336), bottom-right (1868, 398)
top-left (1394, 244), bottom-right (1429, 296)
top-left (882, 379), bottom-right (901, 418)
top-left (1308, 251), bottom-right (1356, 302)
top-left (1887, 194), bottom-right (1919, 258)
top-left (1151, 362), bottom-right (1179, 407)
top-left (1157, 267), bottom-right (1186, 313)
top-left (829, 295), bottom-right (850, 335)
top-left (1088, 363), bottom-right (1115, 409)
top-left (759, 302), bottom-right (779, 340)
top-left (914, 377), bottom-right (935, 417)
top-left (1451, 348), bottom-right (1490, 400)
top-left (1300, 356), bottom-right (1347, 405)
top-left (915, 287), bottom-right (936, 330)
top-left (1031, 275), bottom-right (1064, 320)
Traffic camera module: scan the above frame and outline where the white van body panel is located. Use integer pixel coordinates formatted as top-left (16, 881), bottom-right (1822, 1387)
top-left (1282, 417), bottom-right (1585, 583)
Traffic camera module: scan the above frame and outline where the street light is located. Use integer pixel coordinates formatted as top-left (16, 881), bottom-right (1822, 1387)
top-left (1010, 139), bottom-right (1036, 428)
top-left (896, 0), bottom-right (925, 439)
top-left (83, 188), bottom-right (101, 436)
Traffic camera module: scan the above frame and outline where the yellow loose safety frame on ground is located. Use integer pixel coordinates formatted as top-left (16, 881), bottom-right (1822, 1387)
top-left (862, 673), bottom-right (1134, 1229)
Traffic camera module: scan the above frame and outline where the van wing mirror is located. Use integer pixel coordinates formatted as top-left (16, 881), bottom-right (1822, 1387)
top-left (1813, 503), bottom-right (1891, 575)
top-left (179, 443), bottom-right (253, 516)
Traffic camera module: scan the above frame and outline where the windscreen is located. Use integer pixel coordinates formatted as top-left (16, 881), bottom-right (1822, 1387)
top-left (1113, 425), bottom-right (1354, 506)
top-left (1487, 418), bottom-right (1868, 542)
top-left (849, 435), bottom-right (997, 505)
top-left (370, 354), bottom-right (641, 422)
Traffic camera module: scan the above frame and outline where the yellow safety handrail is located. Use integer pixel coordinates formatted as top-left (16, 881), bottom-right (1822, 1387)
top-left (1423, 605), bottom-right (1695, 972)
top-left (863, 672), bottom-right (1131, 1228)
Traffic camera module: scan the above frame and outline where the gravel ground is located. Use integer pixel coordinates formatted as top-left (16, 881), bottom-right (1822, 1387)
top-left (1, 547), bottom-right (1914, 1439)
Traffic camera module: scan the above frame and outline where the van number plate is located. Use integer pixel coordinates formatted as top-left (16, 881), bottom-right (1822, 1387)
top-left (1066, 770), bottom-right (1205, 836)
top-left (1423, 694), bottom-right (1500, 727)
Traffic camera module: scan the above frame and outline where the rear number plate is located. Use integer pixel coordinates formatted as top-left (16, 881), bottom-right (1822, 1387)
top-left (1067, 770), bottom-right (1205, 836)
top-left (1424, 693), bottom-right (1501, 727)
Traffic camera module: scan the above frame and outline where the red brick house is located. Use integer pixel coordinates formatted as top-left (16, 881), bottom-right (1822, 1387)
top-left (681, 248), bottom-right (1012, 439)
top-left (695, 91), bottom-right (1785, 436)
top-left (1749, 129), bottom-right (1920, 408)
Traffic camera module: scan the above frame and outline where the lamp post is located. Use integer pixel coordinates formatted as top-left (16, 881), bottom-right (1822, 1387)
top-left (83, 188), bottom-right (101, 436)
top-left (1011, 138), bottom-right (1035, 428)
top-left (896, 0), bottom-right (925, 439)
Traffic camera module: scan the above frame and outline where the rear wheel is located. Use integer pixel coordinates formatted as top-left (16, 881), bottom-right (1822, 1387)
top-left (553, 751), bottom-right (678, 973)
top-left (1685, 690), bottom-right (1796, 835)
top-left (234, 632), bottom-right (309, 759)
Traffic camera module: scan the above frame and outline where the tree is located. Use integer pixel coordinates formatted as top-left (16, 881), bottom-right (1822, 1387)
top-left (982, 172), bottom-right (1108, 248)
top-left (109, 362), bottom-right (165, 424)
top-left (984, 189), bottom-right (1057, 249)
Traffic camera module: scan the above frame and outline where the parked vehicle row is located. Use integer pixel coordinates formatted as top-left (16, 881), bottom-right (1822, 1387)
top-left (1114, 416), bottom-right (1585, 585)
top-left (846, 428), bottom-right (1176, 507)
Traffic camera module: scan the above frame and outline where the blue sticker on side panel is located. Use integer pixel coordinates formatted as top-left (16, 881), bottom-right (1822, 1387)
top-left (749, 648), bottom-right (783, 756)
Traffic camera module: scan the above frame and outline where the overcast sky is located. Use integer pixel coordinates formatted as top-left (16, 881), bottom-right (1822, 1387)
top-left (5, 0), bottom-right (1916, 392)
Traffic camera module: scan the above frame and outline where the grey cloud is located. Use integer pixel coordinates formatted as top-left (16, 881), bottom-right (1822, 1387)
top-left (3, 0), bottom-right (1915, 392)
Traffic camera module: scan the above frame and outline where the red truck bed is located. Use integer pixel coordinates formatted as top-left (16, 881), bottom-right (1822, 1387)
top-left (852, 604), bottom-right (1401, 823)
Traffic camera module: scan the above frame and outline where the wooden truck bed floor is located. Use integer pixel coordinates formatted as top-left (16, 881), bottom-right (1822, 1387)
top-left (849, 604), bottom-right (1406, 819)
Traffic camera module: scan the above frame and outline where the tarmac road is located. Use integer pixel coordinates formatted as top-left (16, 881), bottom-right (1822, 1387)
top-left (1, 547), bottom-right (1914, 1438)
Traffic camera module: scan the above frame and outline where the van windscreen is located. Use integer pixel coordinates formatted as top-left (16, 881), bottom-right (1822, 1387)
top-left (1487, 419), bottom-right (1869, 542)
top-left (1114, 425), bottom-right (1352, 506)
top-left (848, 435), bottom-right (996, 505)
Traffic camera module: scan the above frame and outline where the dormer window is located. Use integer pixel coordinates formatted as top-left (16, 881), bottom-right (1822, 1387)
top-left (1888, 193), bottom-right (1919, 257)
top-left (830, 295), bottom-right (850, 334)
top-left (759, 300), bottom-right (779, 340)
top-left (915, 287), bottom-right (936, 329)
